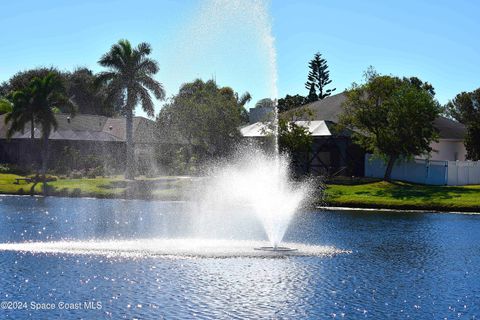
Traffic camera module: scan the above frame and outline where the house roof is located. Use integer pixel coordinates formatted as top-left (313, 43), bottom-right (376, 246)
top-left (0, 113), bottom-right (157, 143)
top-left (240, 120), bottom-right (336, 137)
top-left (285, 92), bottom-right (466, 140)
top-left (433, 116), bottom-right (466, 140)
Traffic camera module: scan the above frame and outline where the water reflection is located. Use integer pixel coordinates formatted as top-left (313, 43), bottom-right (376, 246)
top-left (0, 196), bottom-right (480, 319)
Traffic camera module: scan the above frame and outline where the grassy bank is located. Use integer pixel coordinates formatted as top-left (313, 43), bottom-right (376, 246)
top-left (1, 173), bottom-right (480, 212)
top-left (323, 179), bottom-right (480, 212)
top-left (0, 173), bottom-right (189, 200)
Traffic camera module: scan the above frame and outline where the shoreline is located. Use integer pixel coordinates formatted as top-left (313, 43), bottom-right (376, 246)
top-left (1, 192), bottom-right (479, 214)
top-left (316, 205), bottom-right (480, 215)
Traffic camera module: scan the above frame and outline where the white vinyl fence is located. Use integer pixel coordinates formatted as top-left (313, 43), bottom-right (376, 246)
top-left (365, 154), bottom-right (480, 186)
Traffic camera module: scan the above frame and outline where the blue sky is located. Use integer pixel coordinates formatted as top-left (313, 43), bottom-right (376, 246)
top-left (1, 0), bottom-right (479, 117)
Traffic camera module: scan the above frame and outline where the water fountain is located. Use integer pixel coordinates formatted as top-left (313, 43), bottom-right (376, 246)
top-left (177, 0), bottom-right (311, 252)
top-left (195, 147), bottom-right (311, 252)
top-left (0, 0), bottom-right (314, 257)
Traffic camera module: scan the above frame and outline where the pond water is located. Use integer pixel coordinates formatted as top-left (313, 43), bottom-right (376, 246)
top-left (0, 195), bottom-right (479, 319)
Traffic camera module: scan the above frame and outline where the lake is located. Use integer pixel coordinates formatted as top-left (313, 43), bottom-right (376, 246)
top-left (0, 195), bottom-right (479, 319)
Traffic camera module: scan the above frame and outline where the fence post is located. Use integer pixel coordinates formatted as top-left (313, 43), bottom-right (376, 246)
top-left (444, 161), bottom-right (448, 185)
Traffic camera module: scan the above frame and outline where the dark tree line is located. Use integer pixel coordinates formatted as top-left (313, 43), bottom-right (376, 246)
top-left (0, 67), bottom-right (122, 116)
top-left (446, 88), bottom-right (480, 160)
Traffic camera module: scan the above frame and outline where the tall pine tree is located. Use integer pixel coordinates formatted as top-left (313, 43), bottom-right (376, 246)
top-left (304, 52), bottom-right (336, 102)
top-left (305, 58), bottom-right (319, 103)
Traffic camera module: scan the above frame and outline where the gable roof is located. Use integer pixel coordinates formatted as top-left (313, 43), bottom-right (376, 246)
top-left (0, 113), bottom-right (157, 143)
top-left (284, 92), bottom-right (347, 122)
top-left (241, 120), bottom-right (337, 137)
top-left (286, 92), bottom-right (466, 140)
top-left (434, 116), bottom-right (466, 140)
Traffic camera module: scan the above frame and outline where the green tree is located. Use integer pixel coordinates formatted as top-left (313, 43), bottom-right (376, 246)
top-left (97, 39), bottom-right (165, 179)
top-left (255, 98), bottom-right (275, 109)
top-left (6, 73), bottom-right (74, 193)
top-left (67, 67), bottom-right (121, 116)
top-left (446, 88), bottom-right (480, 160)
top-left (304, 52), bottom-right (336, 103)
top-left (340, 71), bottom-right (441, 181)
top-left (5, 90), bottom-right (36, 140)
top-left (278, 108), bottom-right (313, 155)
top-left (219, 87), bottom-right (251, 124)
top-left (0, 67), bottom-right (65, 97)
top-left (277, 94), bottom-right (305, 113)
top-left (157, 79), bottom-right (246, 173)
top-left (1, 67), bottom-right (123, 116)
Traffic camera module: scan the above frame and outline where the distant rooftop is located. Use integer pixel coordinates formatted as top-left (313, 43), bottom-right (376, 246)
top-left (0, 113), bottom-right (157, 143)
top-left (241, 120), bottom-right (339, 137)
top-left (285, 92), bottom-right (466, 140)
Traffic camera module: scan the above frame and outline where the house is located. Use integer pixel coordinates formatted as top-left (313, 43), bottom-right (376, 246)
top-left (0, 113), bottom-right (158, 172)
top-left (242, 92), bottom-right (467, 176)
top-left (296, 92), bottom-right (467, 161)
top-left (242, 117), bottom-right (365, 177)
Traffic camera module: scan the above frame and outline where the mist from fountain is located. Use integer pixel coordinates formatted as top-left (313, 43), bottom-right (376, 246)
top-left (195, 147), bottom-right (311, 248)
top-left (177, 0), bottom-right (311, 248)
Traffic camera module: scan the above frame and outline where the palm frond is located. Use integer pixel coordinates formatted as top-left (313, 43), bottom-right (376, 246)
top-left (139, 76), bottom-right (165, 100)
top-left (0, 98), bottom-right (13, 114)
top-left (136, 59), bottom-right (159, 75)
top-left (95, 72), bottom-right (117, 86)
top-left (98, 40), bottom-right (131, 70)
top-left (136, 85), bottom-right (155, 117)
top-left (238, 92), bottom-right (252, 107)
top-left (136, 42), bottom-right (152, 56)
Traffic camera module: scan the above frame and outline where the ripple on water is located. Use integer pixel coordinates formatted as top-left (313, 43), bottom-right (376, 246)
top-left (0, 238), bottom-right (350, 259)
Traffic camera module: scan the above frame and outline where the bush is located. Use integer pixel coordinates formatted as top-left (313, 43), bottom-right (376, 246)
top-left (70, 170), bottom-right (84, 179)
top-left (0, 163), bottom-right (10, 173)
top-left (0, 163), bottom-right (32, 175)
top-left (87, 166), bottom-right (105, 178)
top-left (27, 174), bottom-right (58, 182)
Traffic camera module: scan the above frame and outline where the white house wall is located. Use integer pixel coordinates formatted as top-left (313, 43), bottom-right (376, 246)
top-left (425, 139), bottom-right (467, 161)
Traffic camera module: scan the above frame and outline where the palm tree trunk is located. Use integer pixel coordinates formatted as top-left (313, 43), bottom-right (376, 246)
top-left (31, 114), bottom-right (36, 169)
top-left (41, 134), bottom-right (49, 196)
top-left (30, 114), bottom-right (34, 140)
top-left (125, 107), bottom-right (135, 180)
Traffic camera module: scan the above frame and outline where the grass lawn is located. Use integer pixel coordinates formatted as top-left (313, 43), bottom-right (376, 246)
top-left (0, 173), bottom-right (188, 200)
top-left (324, 180), bottom-right (480, 212)
top-left (2, 173), bottom-right (480, 212)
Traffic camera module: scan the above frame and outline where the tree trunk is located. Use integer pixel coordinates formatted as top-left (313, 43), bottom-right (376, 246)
top-left (383, 155), bottom-right (397, 181)
top-left (30, 114), bottom-right (35, 140)
top-left (31, 115), bottom-right (36, 169)
top-left (125, 107), bottom-right (135, 180)
top-left (41, 134), bottom-right (49, 196)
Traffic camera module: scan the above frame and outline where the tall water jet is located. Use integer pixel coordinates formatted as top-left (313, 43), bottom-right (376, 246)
top-left (166, 0), bottom-right (279, 101)
top-left (169, 0), bottom-right (310, 249)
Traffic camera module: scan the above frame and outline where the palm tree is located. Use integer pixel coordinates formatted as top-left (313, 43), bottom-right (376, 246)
top-left (236, 92), bottom-right (252, 124)
top-left (5, 90), bottom-right (36, 140)
top-left (5, 88), bottom-right (38, 170)
top-left (6, 72), bottom-right (74, 194)
top-left (0, 98), bottom-right (13, 115)
top-left (97, 39), bottom-right (165, 180)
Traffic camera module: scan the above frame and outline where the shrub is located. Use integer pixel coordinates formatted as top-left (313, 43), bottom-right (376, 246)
top-left (27, 174), bottom-right (58, 182)
top-left (70, 170), bottom-right (84, 179)
top-left (87, 166), bottom-right (105, 178)
top-left (0, 163), bottom-right (10, 173)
